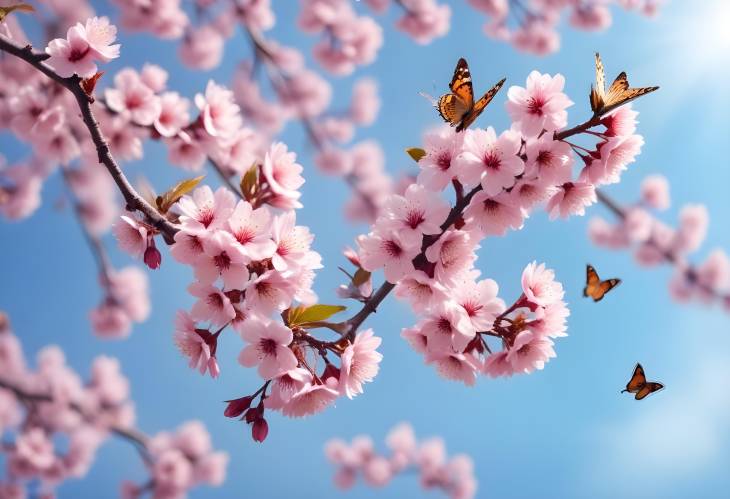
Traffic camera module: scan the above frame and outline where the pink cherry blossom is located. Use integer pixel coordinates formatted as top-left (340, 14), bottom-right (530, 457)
top-left (195, 231), bottom-right (250, 288)
top-left (176, 185), bottom-right (236, 235)
top-left (451, 276), bottom-right (505, 331)
top-left (524, 135), bottom-right (573, 185)
top-left (424, 230), bottom-right (478, 285)
top-left (464, 191), bottom-right (524, 236)
top-left (179, 25), bottom-right (225, 71)
top-left (421, 301), bottom-right (476, 354)
top-left (425, 351), bottom-right (480, 386)
top-left (358, 231), bottom-right (419, 283)
top-left (195, 81), bottom-right (243, 140)
top-left (417, 126), bottom-right (464, 192)
top-left (105, 68), bottom-right (162, 126)
top-left (112, 215), bottom-right (148, 259)
top-left (521, 261), bottom-right (564, 308)
top-left (238, 319), bottom-right (297, 379)
top-left (396, 0), bottom-right (451, 44)
top-left (173, 311), bottom-right (219, 378)
top-left (339, 329), bottom-right (383, 399)
top-left (270, 211), bottom-right (314, 271)
top-left (546, 182), bottom-right (596, 219)
top-left (455, 127), bottom-right (523, 194)
top-left (45, 17), bottom-right (120, 78)
top-left (641, 174), bottom-right (670, 211)
top-left (261, 142), bottom-right (306, 209)
top-left (349, 78), bottom-right (380, 126)
top-left (227, 201), bottom-right (276, 261)
top-left (281, 378), bottom-right (339, 418)
top-left (378, 184), bottom-right (450, 246)
top-left (155, 92), bottom-right (190, 137)
top-left (245, 270), bottom-right (296, 313)
top-left (394, 270), bottom-right (448, 314)
top-left (505, 330), bottom-right (556, 374)
top-left (188, 282), bottom-right (236, 327)
top-left (506, 71), bottom-right (573, 137)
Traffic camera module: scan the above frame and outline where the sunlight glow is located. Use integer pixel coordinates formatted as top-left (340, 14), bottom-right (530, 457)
top-left (686, 0), bottom-right (730, 67)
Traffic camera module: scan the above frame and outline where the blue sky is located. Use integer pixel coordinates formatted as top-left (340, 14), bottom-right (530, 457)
top-left (1, 1), bottom-right (729, 498)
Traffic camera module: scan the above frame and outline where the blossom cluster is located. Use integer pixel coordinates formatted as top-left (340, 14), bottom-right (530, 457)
top-left (325, 423), bottom-right (476, 499)
top-left (466, 0), bottom-right (661, 55)
top-left (589, 175), bottom-right (730, 310)
top-left (354, 69), bottom-right (650, 383)
top-left (122, 421), bottom-right (228, 499)
top-left (0, 312), bottom-right (227, 498)
top-left (298, 0), bottom-right (383, 75)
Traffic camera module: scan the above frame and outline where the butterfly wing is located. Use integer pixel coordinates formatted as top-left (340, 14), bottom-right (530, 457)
top-left (456, 77), bottom-right (506, 132)
top-left (624, 363), bottom-right (647, 394)
top-left (436, 58), bottom-right (474, 127)
top-left (600, 71), bottom-right (659, 116)
top-left (590, 53), bottom-right (606, 114)
top-left (593, 278), bottom-right (621, 302)
top-left (584, 264), bottom-right (601, 298)
top-left (635, 382), bottom-right (664, 400)
top-left (450, 58), bottom-right (474, 108)
top-left (437, 94), bottom-right (471, 127)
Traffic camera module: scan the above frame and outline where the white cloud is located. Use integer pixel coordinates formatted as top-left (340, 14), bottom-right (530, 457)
top-left (582, 356), bottom-right (730, 497)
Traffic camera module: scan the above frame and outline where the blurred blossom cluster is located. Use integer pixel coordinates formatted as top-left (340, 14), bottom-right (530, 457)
top-left (590, 175), bottom-right (730, 310)
top-left (0, 313), bottom-right (227, 498)
top-left (326, 423), bottom-right (477, 498)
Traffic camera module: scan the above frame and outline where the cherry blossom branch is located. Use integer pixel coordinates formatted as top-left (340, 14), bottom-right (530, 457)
top-left (244, 26), bottom-right (381, 218)
top-left (0, 377), bottom-right (150, 457)
top-left (0, 34), bottom-right (178, 243)
top-left (595, 189), bottom-right (730, 304)
top-left (59, 168), bottom-right (115, 287)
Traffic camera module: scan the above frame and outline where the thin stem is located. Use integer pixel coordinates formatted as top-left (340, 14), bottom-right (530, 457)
top-left (0, 376), bottom-right (150, 459)
top-left (0, 35), bottom-right (179, 243)
top-left (596, 189), bottom-right (730, 303)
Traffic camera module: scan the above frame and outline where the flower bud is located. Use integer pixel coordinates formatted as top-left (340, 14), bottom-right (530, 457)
top-left (252, 418), bottom-right (268, 443)
top-left (224, 396), bottom-right (252, 418)
top-left (144, 243), bottom-right (162, 269)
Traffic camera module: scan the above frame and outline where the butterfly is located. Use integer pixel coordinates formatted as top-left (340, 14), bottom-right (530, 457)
top-left (436, 58), bottom-right (506, 133)
top-left (590, 53), bottom-right (659, 117)
top-left (621, 363), bottom-right (664, 400)
top-left (583, 264), bottom-right (621, 302)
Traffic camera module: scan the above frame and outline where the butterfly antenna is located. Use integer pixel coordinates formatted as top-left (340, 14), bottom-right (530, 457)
top-left (419, 91), bottom-right (437, 107)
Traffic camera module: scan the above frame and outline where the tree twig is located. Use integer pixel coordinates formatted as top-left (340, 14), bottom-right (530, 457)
top-left (0, 34), bottom-right (179, 243)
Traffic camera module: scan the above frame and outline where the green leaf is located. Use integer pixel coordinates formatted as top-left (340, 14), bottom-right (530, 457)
top-left (157, 176), bottom-right (204, 213)
top-left (0, 3), bottom-right (35, 22)
top-left (352, 268), bottom-right (371, 287)
top-left (406, 147), bottom-right (426, 163)
top-left (288, 304), bottom-right (346, 326)
top-left (240, 163), bottom-right (258, 201)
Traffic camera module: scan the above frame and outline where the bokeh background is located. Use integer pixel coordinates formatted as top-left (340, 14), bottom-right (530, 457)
top-left (1, 1), bottom-right (729, 498)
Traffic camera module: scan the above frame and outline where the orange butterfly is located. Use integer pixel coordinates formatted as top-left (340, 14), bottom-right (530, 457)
top-left (621, 363), bottom-right (664, 400)
top-left (436, 58), bottom-right (505, 133)
top-left (583, 264), bottom-right (621, 302)
top-left (590, 53), bottom-right (659, 117)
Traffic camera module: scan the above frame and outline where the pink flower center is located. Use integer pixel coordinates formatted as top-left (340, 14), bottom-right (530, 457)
top-left (277, 239), bottom-right (291, 256)
top-left (527, 96), bottom-right (545, 116)
top-left (461, 300), bottom-right (482, 318)
top-left (255, 280), bottom-right (274, 298)
top-left (482, 151), bottom-right (501, 171)
top-left (536, 149), bottom-right (553, 167)
top-left (207, 292), bottom-right (224, 309)
top-left (187, 234), bottom-right (203, 253)
top-left (482, 198), bottom-right (500, 213)
top-left (383, 239), bottom-right (403, 258)
top-left (214, 252), bottom-right (231, 270)
top-left (235, 228), bottom-right (256, 245)
top-left (516, 343), bottom-right (532, 357)
top-left (198, 208), bottom-right (215, 228)
top-left (436, 152), bottom-right (451, 171)
top-left (436, 317), bottom-right (453, 334)
top-left (259, 338), bottom-right (278, 356)
top-left (404, 209), bottom-right (425, 230)
top-left (125, 92), bottom-right (144, 110)
top-left (68, 46), bottom-right (90, 63)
